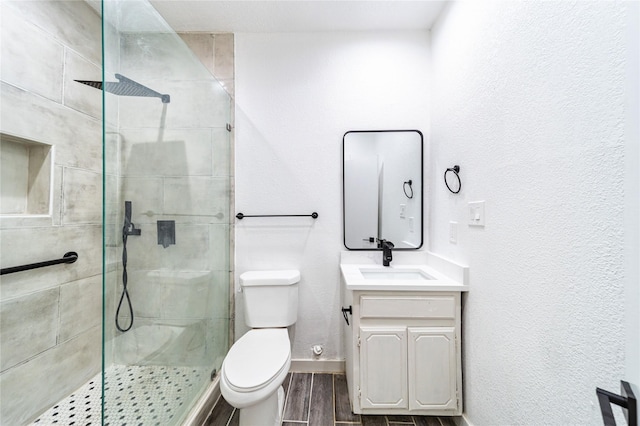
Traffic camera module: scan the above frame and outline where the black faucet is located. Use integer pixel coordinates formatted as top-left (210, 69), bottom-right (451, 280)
top-left (378, 239), bottom-right (395, 267)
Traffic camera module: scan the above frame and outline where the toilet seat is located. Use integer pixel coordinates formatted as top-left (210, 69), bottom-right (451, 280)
top-left (222, 328), bottom-right (290, 393)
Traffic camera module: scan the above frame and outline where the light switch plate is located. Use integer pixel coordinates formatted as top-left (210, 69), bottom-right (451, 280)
top-left (468, 201), bottom-right (485, 226)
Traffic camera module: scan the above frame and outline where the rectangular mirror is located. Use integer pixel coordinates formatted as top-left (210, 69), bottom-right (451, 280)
top-left (343, 130), bottom-right (423, 250)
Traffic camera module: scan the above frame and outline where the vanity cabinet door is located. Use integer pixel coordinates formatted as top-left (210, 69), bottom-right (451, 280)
top-left (408, 327), bottom-right (457, 411)
top-left (359, 327), bottom-right (408, 410)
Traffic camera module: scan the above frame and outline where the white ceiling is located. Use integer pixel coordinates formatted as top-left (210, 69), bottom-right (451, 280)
top-left (148, 1), bottom-right (448, 33)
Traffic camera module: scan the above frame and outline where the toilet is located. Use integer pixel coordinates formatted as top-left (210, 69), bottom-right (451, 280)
top-left (220, 270), bottom-right (300, 426)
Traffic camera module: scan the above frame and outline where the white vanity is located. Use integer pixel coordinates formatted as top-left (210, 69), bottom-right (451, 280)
top-left (340, 251), bottom-right (469, 416)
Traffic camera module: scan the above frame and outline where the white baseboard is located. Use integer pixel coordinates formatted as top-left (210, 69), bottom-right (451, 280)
top-left (454, 413), bottom-right (472, 426)
top-left (290, 359), bottom-right (345, 373)
top-left (182, 376), bottom-right (221, 426)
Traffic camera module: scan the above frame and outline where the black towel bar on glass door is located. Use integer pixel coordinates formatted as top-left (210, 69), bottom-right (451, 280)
top-left (596, 381), bottom-right (637, 426)
top-left (0, 252), bottom-right (78, 275)
top-left (236, 212), bottom-right (319, 220)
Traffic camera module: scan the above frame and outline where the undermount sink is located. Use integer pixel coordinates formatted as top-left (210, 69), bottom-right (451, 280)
top-left (359, 268), bottom-right (434, 281)
top-left (340, 257), bottom-right (469, 292)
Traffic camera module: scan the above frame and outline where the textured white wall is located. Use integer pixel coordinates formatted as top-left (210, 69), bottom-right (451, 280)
top-left (431, 2), bottom-right (631, 424)
top-left (624, 1), bottom-right (640, 399)
top-left (235, 31), bottom-right (430, 360)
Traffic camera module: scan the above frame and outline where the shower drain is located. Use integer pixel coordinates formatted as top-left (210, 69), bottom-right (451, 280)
top-left (31, 365), bottom-right (207, 426)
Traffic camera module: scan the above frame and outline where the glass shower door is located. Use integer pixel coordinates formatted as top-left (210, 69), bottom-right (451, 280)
top-left (102, 0), bottom-right (231, 423)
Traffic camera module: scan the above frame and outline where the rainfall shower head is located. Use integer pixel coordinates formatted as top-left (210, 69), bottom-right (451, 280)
top-left (75, 73), bottom-right (170, 103)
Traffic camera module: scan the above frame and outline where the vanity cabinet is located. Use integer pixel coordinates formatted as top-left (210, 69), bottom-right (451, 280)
top-left (343, 291), bottom-right (462, 416)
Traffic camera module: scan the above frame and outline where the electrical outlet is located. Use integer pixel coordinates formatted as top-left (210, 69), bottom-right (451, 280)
top-left (400, 204), bottom-right (406, 218)
top-left (449, 221), bottom-right (458, 244)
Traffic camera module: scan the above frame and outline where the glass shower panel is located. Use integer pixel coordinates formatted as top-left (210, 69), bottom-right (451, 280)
top-left (102, 1), bottom-right (231, 424)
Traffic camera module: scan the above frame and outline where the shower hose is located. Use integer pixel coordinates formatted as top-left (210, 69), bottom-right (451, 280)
top-left (115, 226), bottom-right (134, 332)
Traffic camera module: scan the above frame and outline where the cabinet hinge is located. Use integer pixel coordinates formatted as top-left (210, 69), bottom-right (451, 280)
top-left (357, 335), bottom-right (361, 348)
top-left (358, 386), bottom-right (362, 402)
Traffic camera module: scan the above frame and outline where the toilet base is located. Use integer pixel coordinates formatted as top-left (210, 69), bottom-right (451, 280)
top-left (238, 385), bottom-right (285, 426)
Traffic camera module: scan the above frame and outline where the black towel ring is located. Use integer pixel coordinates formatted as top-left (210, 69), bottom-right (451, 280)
top-left (403, 180), bottom-right (414, 199)
top-left (444, 165), bottom-right (461, 194)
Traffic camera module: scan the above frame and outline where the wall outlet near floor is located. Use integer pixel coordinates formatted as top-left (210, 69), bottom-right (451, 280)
top-left (468, 201), bottom-right (485, 226)
top-left (449, 221), bottom-right (458, 244)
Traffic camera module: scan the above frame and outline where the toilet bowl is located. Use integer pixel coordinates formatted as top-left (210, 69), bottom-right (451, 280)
top-left (220, 270), bottom-right (300, 426)
top-left (220, 329), bottom-right (291, 424)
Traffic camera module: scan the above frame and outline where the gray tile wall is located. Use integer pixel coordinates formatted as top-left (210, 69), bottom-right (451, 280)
top-left (179, 33), bottom-right (235, 98)
top-left (0, 1), bottom-right (103, 424)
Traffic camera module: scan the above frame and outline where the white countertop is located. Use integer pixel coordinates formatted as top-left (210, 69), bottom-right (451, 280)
top-left (340, 251), bottom-right (469, 292)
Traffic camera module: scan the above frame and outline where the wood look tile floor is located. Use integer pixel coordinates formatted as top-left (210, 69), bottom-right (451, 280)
top-left (204, 373), bottom-right (458, 426)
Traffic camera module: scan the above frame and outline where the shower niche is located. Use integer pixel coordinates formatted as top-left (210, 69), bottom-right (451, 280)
top-left (0, 133), bottom-right (52, 216)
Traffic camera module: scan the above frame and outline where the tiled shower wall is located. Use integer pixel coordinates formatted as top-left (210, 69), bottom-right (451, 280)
top-left (0, 1), bottom-right (103, 425)
top-left (179, 33), bottom-right (235, 98)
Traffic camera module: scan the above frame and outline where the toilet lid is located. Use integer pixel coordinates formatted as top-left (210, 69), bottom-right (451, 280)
top-left (223, 329), bottom-right (290, 393)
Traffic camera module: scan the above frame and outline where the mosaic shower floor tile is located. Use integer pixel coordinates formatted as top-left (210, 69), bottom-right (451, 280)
top-left (31, 364), bottom-right (207, 426)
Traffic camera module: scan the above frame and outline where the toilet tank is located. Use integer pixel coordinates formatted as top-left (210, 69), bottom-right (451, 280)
top-left (240, 270), bottom-right (300, 328)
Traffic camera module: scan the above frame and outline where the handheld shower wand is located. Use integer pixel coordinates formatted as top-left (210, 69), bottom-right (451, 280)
top-left (116, 201), bottom-right (141, 332)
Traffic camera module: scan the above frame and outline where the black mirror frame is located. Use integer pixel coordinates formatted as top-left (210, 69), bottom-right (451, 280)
top-left (342, 129), bottom-right (424, 251)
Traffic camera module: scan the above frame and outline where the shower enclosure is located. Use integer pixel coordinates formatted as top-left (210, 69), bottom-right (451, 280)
top-left (0, 0), bottom-right (231, 424)
top-left (16, 0), bottom-right (231, 426)
top-left (101, 0), bottom-right (232, 424)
